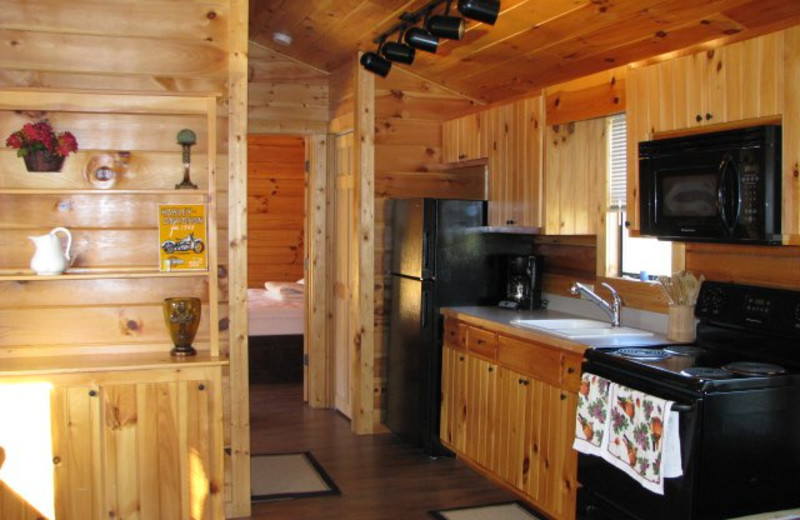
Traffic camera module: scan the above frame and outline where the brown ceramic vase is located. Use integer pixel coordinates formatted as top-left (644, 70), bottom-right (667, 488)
top-left (163, 297), bottom-right (201, 357)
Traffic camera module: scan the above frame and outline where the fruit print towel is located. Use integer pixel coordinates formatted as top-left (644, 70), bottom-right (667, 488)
top-left (572, 372), bottom-right (612, 456)
top-left (573, 372), bottom-right (683, 495)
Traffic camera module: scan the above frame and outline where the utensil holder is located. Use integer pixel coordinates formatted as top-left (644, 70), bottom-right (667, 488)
top-left (668, 304), bottom-right (696, 343)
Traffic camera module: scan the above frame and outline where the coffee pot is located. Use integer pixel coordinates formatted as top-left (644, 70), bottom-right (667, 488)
top-left (29, 227), bottom-right (72, 275)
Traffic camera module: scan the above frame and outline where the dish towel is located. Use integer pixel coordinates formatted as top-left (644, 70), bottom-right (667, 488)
top-left (573, 372), bottom-right (683, 495)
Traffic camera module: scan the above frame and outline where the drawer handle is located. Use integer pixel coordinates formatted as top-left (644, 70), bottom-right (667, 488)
top-left (567, 367), bottom-right (575, 374)
top-left (476, 339), bottom-right (485, 345)
top-left (88, 389), bottom-right (97, 397)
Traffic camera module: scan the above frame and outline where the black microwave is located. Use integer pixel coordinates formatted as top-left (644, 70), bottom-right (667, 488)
top-left (639, 125), bottom-right (782, 244)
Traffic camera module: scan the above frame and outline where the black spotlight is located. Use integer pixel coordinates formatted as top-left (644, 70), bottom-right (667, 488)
top-left (360, 51), bottom-right (392, 77)
top-left (382, 41), bottom-right (415, 64)
top-left (458, 0), bottom-right (500, 25)
top-left (405, 26), bottom-right (439, 53)
top-left (427, 14), bottom-right (465, 40)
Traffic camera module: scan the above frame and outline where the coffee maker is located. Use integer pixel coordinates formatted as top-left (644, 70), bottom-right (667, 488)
top-left (499, 255), bottom-right (543, 310)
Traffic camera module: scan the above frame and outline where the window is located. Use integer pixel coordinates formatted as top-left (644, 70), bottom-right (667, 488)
top-left (607, 114), bottom-right (671, 279)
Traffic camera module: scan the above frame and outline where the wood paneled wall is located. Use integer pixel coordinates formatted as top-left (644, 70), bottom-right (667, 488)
top-left (248, 42), bottom-right (329, 135)
top-left (247, 135), bottom-right (305, 287)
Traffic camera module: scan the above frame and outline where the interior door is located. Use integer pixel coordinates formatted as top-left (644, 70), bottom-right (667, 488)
top-left (333, 132), bottom-right (354, 418)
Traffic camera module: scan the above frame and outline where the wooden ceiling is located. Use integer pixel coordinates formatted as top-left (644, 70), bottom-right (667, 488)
top-left (249, 0), bottom-right (800, 105)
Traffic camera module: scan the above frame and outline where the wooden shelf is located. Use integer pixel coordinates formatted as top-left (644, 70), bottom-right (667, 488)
top-left (0, 351), bottom-right (228, 377)
top-left (0, 189), bottom-right (209, 197)
top-left (0, 268), bottom-right (209, 281)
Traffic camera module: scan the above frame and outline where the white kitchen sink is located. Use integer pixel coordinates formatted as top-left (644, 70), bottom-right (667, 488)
top-left (510, 318), bottom-right (654, 340)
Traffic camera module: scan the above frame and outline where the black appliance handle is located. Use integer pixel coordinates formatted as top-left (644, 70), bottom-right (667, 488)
top-left (672, 403), bottom-right (693, 413)
top-left (422, 229), bottom-right (430, 276)
top-left (717, 155), bottom-right (741, 232)
top-left (421, 288), bottom-right (428, 328)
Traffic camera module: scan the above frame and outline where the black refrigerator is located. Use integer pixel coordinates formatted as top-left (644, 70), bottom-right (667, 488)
top-left (385, 198), bottom-right (533, 455)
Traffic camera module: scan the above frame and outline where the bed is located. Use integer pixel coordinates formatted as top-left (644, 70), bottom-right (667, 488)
top-left (247, 286), bottom-right (304, 383)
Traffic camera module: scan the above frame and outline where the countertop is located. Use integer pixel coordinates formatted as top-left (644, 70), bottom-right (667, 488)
top-left (441, 306), bottom-right (672, 354)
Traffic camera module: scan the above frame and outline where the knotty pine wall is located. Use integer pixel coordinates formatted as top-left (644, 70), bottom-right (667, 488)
top-left (247, 135), bottom-right (306, 287)
top-left (248, 42), bottom-right (329, 135)
top-left (0, 0), bottom-right (252, 514)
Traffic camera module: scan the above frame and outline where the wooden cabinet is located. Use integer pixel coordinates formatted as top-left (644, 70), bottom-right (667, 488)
top-left (626, 32), bottom-right (783, 232)
top-left (0, 90), bottom-right (226, 519)
top-left (442, 97), bottom-right (544, 229)
top-left (50, 367), bottom-right (223, 520)
top-left (440, 317), bottom-right (581, 520)
top-left (543, 118), bottom-right (606, 235)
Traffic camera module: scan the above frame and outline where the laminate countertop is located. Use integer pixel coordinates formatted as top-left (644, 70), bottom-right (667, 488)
top-left (441, 306), bottom-right (672, 355)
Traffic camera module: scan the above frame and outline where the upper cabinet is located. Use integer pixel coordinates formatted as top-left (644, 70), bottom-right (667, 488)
top-left (543, 118), bottom-right (606, 236)
top-left (443, 97), bottom-right (544, 229)
top-left (626, 31), bottom-right (786, 234)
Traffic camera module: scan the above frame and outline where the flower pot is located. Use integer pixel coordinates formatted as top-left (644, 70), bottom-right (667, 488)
top-left (23, 150), bottom-right (66, 172)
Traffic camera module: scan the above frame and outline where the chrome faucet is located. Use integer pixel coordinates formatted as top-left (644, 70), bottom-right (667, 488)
top-left (570, 282), bottom-right (622, 327)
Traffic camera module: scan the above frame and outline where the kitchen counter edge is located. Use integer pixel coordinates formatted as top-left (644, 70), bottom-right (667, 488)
top-left (441, 306), bottom-right (670, 354)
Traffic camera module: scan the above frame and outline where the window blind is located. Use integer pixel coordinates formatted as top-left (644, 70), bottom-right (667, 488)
top-left (608, 113), bottom-right (627, 210)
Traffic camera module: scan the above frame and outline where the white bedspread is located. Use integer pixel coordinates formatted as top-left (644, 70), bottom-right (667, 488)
top-left (247, 288), bottom-right (304, 336)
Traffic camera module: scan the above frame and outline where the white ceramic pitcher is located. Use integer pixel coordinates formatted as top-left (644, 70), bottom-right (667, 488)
top-left (29, 227), bottom-right (72, 275)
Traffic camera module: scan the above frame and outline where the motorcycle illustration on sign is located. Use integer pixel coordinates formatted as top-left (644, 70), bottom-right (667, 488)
top-left (161, 233), bottom-right (205, 254)
top-left (158, 204), bottom-right (207, 271)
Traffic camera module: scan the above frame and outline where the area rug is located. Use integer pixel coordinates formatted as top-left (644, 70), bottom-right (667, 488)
top-left (430, 501), bottom-right (544, 520)
top-left (251, 451), bottom-right (340, 502)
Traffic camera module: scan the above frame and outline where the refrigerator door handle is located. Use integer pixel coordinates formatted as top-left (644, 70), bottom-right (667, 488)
top-left (422, 229), bottom-right (430, 277)
top-left (421, 289), bottom-right (428, 328)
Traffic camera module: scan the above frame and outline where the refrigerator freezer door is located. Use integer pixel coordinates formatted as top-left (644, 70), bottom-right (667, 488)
top-left (385, 275), bottom-right (434, 448)
top-left (390, 198), bottom-right (435, 280)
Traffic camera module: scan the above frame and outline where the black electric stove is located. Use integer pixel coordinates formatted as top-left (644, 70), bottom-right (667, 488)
top-left (578, 281), bottom-right (800, 520)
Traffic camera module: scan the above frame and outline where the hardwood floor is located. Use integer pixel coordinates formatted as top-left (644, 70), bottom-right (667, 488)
top-left (246, 382), bottom-right (516, 519)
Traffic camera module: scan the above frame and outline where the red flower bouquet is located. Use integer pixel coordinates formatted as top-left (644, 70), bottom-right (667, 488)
top-left (5, 120), bottom-right (78, 158)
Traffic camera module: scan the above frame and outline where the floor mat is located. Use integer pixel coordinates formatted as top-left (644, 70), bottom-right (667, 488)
top-left (430, 501), bottom-right (544, 520)
top-left (251, 451), bottom-right (340, 502)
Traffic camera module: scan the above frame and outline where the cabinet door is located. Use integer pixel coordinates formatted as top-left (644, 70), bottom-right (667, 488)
top-left (485, 98), bottom-right (543, 228)
top-left (102, 380), bottom-right (215, 520)
top-left (51, 385), bottom-right (103, 520)
top-left (494, 366), bottom-right (532, 490)
top-left (441, 345), bottom-right (470, 453)
top-left (523, 381), bottom-right (578, 520)
top-left (465, 355), bottom-right (498, 470)
top-left (442, 113), bottom-right (482, 162)
top-left (544, 118), bottom-right (606, 235)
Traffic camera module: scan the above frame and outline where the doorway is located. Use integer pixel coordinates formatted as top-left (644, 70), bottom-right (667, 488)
top-left (246, 135), bottom-right (307, 390)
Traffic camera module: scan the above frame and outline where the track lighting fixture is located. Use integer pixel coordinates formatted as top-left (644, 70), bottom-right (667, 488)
top-left (359, 0), bottom-right (501, 77)
top-left (427, 14), bottom-right (465, 40)
top-left (360, 50), bottom-right (392, 77)
top-left (457, 0), bottom-right (501, 25)
top-left (405, 27), bottom-right (439, 54)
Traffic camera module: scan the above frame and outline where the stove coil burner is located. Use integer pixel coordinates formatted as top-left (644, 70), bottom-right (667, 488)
top-left (663, 346), bottom-right (706, 357)
top-left (615, 348), bottom-right (672, 361)
top-left (680, 367), bottom-right (735, 380)
top-left (722, 361), bottom-right (787, 377)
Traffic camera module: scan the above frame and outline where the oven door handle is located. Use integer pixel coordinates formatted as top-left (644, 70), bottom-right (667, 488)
top-left (672, 403), bottom-right (693, 413)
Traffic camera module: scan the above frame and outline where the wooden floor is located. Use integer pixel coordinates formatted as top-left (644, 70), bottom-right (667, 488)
top-left (245, 382), bottom-right (516, 519)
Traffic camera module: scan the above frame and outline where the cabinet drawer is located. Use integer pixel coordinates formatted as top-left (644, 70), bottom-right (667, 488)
top-left (466, 326), bottom-right (497, 359)
top-left (444, 317), bottom-right (467, 351)
top-left (497, 334), bottom-right (562, 388)
top-left (562, 354), bottom-right (582, 392)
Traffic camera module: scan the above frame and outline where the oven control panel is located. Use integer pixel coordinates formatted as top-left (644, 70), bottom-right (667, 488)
top-left (696, 281), bottom-right (800, 336)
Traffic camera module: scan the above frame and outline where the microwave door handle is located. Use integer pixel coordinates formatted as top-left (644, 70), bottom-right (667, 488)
top-left (718, 155), bottom-right (740, 231)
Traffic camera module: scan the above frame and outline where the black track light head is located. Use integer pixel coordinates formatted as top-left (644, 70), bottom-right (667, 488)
top-left (458, 0), bottom-right (500, 25)
top-left (427, 14), bottom-right (465, 40)
top-left (382, 41), bottom-right (416, 64)
top-left (360, 51), bottom-right (392, 77)
top-left (404, 27), bottom-right (439, 53)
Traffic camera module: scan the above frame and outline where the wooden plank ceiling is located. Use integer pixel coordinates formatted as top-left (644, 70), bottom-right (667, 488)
top-left (249, 0), bottom-right (800, 105)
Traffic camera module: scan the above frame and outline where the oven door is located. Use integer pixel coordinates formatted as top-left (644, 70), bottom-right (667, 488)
top-left (577, 359), bottom-right (702, 520)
